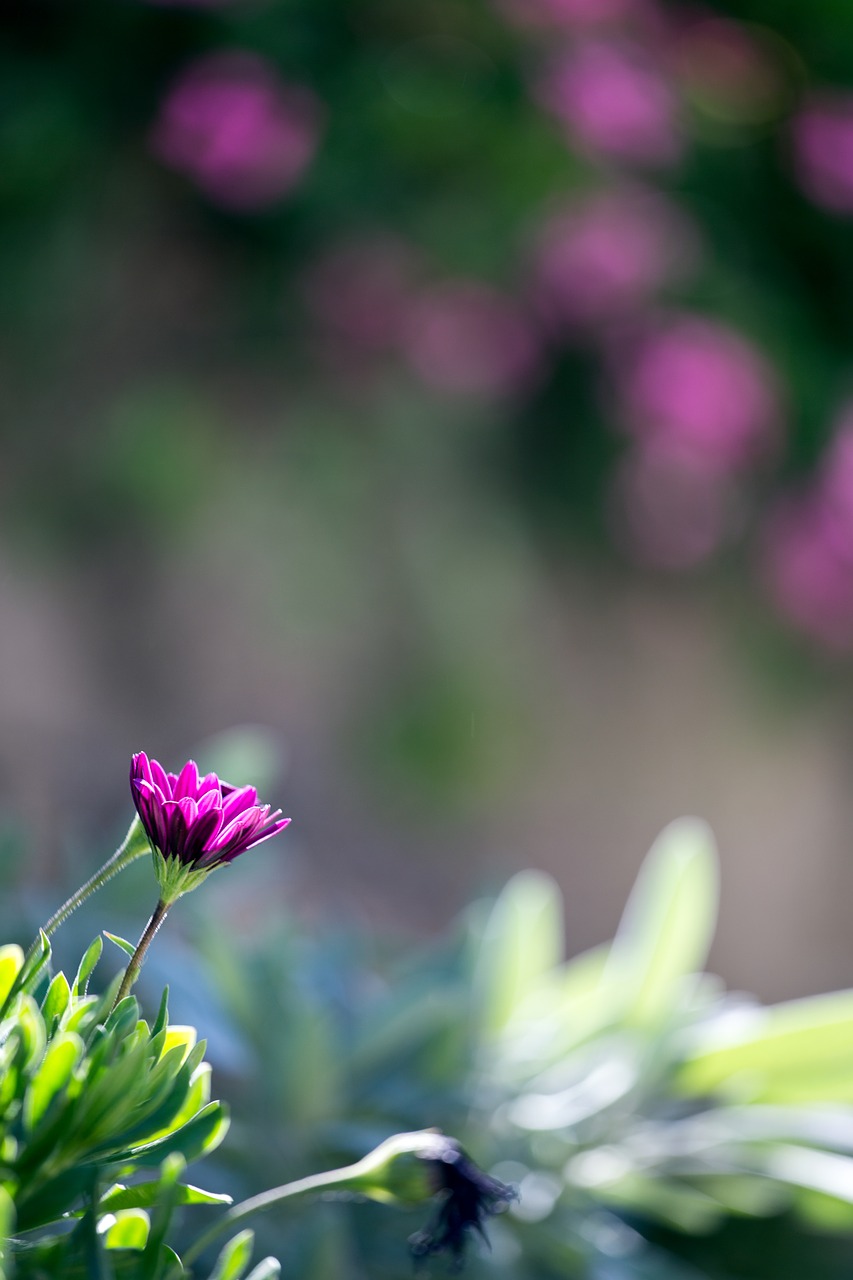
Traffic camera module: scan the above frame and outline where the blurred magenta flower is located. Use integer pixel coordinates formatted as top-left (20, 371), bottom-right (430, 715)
top-left (131, 752), bottom-right (289, 893)
top-left (536, 40), bottom-right (683, 167)
top-left (761, 498), bottom-right (853, 651)
top-left (617, 315), bottom-right (781, 472)
top-left (402, 281), bottom-right (540, 398)
top-left (150, 53), bottom-right (322, 211)
top-left (303, 236), bottom-right (419, 353)
top-left (609, 446), bottom-right (735, 570)
top-left (762, 415), bottom-right (853, 649)
top-left (791, 96), bottom-right (853, 214)
top-left (530, 186), bottom-right (697, 331)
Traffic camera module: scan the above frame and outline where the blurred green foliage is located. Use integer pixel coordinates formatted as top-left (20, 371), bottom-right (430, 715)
top-left (139, 820), bottom-right (853, 1280)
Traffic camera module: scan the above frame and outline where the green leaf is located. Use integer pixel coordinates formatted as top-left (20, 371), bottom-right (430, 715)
top-left (677, 990), bottom-right (853, 1101)
top-left (604, 818), bottom-right (719, 1029)
top-left (208, 1230), bottom-right (254, 1280)
top-left (42, 971), bottom-right (71, 1028)
top-left (5, 932), bottom-right (53, 1015)
top-left (23, 1031), bottom-right (84, 1130)
top-left (74, 937), bottom-right (104, 997)
top-left (152, 988), bottom-right (170, 1040)
top-left (0, 1184), bottom-right (15, 1273)
top-left (764, 1144), bottom-right (853, 1204)
top-left (0, 944), bottom-right (24, 1007)
top-left (244, 1261), bottom-right (280, 1280)
top-left (104, 933), bottom-right (137, 960)
top-left (118, 1102), bottom-right (230, 1167)
top-left (101, 1182), bottom-right (232, 1213)
top-left (475, 870), bottom-right (564, 1035)
top-left (137, 1155), bottom-right (185, 1280)
top-left (104, 1209), bottom-right (150, 1250)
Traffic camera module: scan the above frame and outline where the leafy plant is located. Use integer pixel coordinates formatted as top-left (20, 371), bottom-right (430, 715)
top-left (0, 754), bottom-right (513, 1280)
top-left (180, 820), bottom-right (853, 1279)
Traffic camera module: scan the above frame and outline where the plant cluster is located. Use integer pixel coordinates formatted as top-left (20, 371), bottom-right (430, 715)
top-left (0, 756), bottom-right (511, 1280)
top-left (186, 820), bottom-right (853, 1279)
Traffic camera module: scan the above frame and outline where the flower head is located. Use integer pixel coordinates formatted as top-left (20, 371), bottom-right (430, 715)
top-left (530, 186), bottom-right (698, 332)
top-left (131, 752), bottom-right (289, 904)
top-left (150, 52), bottom-right (322, 211)
top-left (536, 40), bottom-right (683, 167)
top-left (409, 1138), bottom-right (517, 1268)
top-left (791, 95), bottom-right (853, 215)
top-left (616, 314), bottom-right (781, 473)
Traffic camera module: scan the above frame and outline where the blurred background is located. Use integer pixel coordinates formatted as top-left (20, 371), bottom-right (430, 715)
top-left (4, 0), bottom-right (853, 1009)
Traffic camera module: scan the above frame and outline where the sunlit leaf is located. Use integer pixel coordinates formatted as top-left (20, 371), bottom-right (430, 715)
top-left (604, 818), bottom-right (719, 1029)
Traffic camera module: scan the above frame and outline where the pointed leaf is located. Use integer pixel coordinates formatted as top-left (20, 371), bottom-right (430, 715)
top-left (604, 818), bottom-right (719, 1028)
top-left (208, 1230), bottom-right (254, 1280)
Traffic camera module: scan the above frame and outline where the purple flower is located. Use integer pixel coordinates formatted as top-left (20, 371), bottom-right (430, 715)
top-left (536, 40), bottom-right (683, 167)
top-left (131, 752), bottom-right (290, 877)
top-left (616, 314), bottom-right (781, 473)
top-left (761, 497), bottom-right (853, 651)
top-left (791, 96), bottom-right (853, 215)
top-left (530, 185), bottom-right (698, 332)
top-left (761, 413), bottom-right (853, 650)
top-left (150, 52), bottom-right (322, 211)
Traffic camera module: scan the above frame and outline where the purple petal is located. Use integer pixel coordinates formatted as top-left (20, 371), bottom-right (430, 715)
top-left (177, 796), bottom-right (199, 827)
top-left (132, 778), bottom-right (168, 851)
top-left (150, 757), bottom-right (172, 799)
top-left (161, 800), bottom-right (192, 861)
top-left (174, 759), bottom-right (201, 801)
top-left (196, 787), bottom-right (222, 817)
top-left (208, 809), bottom-right (261, 856)
top-left (194, 808), bottom-right (224, 852)
top-left (241, 815), bottom-right (291, 853)
top-left (220, 786), bottom-right (258, 825)
top-left (131, 752), bottom-right (152, 787)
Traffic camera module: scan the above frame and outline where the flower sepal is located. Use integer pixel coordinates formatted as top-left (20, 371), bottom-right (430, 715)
top-left (152, 849), bottom-right (216, 907)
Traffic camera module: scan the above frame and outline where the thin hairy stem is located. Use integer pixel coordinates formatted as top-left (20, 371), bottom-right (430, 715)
top-left (38, 817), bottom-right (151, 944)
top-left (114, 900), bottom-right (169, 1007)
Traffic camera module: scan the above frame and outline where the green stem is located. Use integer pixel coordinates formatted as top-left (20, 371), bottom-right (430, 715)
top-left (38, 817), bottom-right (151, 944)
top-left (114, 899), bottom-right (169, 1007)
top-left (0, 818), bottom-right (151, 1023)
top-left (180, 1131), bottom-right (438, 1272)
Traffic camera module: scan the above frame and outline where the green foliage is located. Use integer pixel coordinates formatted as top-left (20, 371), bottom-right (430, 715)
top-left (182, 822), bottom-right (853, 1279)
top-left (0, 936), bottom-right (240, 1280)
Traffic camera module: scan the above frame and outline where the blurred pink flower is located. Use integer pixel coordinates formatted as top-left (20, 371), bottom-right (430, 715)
top-left (609, 446), bottom-right (735, 570)
top-left (530, 186), bottom-right (698, 331)
top-left (617, 315), bottom-right (781, 472)
top-left (819, 414), bottom-right (853, 545)
top-left (150, 53), bottom-right (322, 211)
top-left (536, 41), bottom-right (683, 167)
top-left (761, 496), bottom-right (853, 651)
top-left (791, 96), bottom-right (853, 214)
top-left (402, 281), bottom-right (540, 398)
top-left (302, 237), bottom-right (419, 352)
top-left (761, 413), bottom-right (853, 649)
